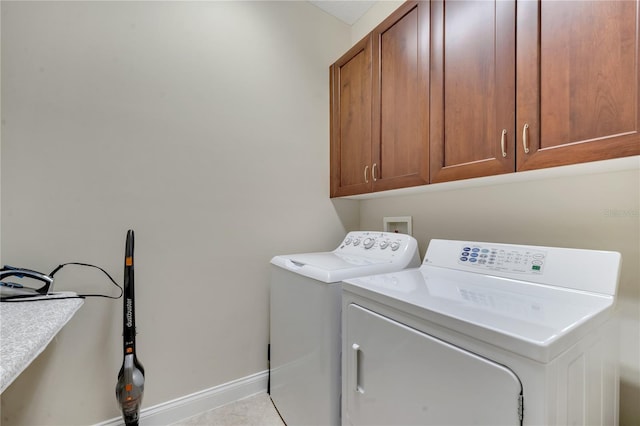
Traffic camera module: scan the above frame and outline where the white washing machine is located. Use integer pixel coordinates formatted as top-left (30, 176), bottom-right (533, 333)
top-left (270, 231), bottom-right (421, 426)
top-left (342, 239), bottom-right (621, 426)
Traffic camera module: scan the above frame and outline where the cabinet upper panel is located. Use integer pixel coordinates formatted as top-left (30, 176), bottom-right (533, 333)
top-left (443, 0), bottom-right (498, 165)
top-left (379, 7), bottom-right (421, 180)
top-left (540, 0), bottom-right (637, 147)
top-left (338, 49), bottom-right (372, 186)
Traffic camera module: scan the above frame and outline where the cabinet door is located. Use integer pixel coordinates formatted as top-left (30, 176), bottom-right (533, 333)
top-left (330, 36), bottom-right (373, 197)
top-left (517, 0), bottom-right (640, 170)
top-left (430, 0), bottom-right (516, 183)
top-left (371, 1), bottom-right (430, 192)
top-left (344, 304), bottom-right (523, 426)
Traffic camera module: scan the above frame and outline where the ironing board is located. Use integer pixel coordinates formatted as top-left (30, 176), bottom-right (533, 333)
top-left (0, 295), bottom-right (83, 393)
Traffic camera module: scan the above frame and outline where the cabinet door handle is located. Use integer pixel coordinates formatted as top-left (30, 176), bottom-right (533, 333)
top-left (352, 343), bottom-right (364, 394)
top-left (372, 163), bottom-right (378, 181)
top-left (500, 129), bottom-right (507, 158)
top-left (522, 123), bottom-right (530, 154)
top-left (364, 165), bottom-right (369, 183)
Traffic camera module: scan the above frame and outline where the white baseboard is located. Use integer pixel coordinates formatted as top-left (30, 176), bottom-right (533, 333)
top-left (95, 370), bottom-right (269, 426)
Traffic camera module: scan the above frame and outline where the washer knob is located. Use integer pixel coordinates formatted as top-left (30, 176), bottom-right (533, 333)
top-left (344, 237), bottom-right (352, 245)
top-left (353, 239), bottom-right (361, 246)
top-left (390, 242), bottom-right (400, 251)
top-left (379, 240), bottom-right (389, 249)
top-left (363, 238), bottom-right (375, 249)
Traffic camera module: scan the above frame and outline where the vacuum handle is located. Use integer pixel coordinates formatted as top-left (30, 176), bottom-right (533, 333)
top-left (125, 230), bottom-right (134, 262)
top-left (123, 230), bottom-right (137, 351)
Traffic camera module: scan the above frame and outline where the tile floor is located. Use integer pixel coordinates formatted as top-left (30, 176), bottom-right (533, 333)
top-left (170, 393), bottom-right (285, 426)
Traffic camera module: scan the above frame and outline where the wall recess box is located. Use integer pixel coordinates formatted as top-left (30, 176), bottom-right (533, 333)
top-left (383, 216), bottom-right (412, 235)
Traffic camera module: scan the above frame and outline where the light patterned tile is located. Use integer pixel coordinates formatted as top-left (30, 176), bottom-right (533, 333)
top-left (170, 393), bottom-right (285, 426)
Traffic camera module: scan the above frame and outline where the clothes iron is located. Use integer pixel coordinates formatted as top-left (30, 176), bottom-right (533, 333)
top-left (0, 266), bottom-right (54, 300)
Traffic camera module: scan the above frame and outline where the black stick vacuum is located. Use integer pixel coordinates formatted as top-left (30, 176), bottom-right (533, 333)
top-left (116, 230), bottom-right (145, 425)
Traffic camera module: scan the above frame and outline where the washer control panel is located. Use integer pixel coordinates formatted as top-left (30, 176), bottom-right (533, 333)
top-left (457, 244), bottom-right (546, 274)
top-left (337, 231), bottom-right (414, 259)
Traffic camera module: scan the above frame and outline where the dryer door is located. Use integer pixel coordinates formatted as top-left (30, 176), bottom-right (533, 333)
top-left (344, 304), bottom-right (523, 426)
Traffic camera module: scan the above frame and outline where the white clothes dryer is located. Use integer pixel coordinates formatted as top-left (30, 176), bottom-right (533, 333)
top-left (342, 239), bottom-right (621, 426)
top-left (270, 231), bottom-right (420, 426)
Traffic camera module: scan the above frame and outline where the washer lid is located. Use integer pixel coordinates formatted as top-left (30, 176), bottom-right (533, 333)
top-left (271, 252), bottom-right (392, 283)
top-left (343, 266), bottom-right (615, 363)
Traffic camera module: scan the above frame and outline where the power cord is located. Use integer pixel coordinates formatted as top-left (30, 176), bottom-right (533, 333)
top-left (1, 262), bottom-right (123, 302)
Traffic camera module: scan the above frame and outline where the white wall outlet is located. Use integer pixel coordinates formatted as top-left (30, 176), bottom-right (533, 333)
top-left (383, 216), bottom-right (412, 235)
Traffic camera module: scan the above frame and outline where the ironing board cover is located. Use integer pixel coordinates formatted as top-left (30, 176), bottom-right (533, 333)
top-left (0, 296), bottom-right (83, 392)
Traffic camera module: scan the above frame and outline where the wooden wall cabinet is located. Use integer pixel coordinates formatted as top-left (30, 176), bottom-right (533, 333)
top-left (331, 0), bottom-right (639, 196)
top-left (430, 0), bottom-right (640, 184)
top-left (516, 0), bottom-right (640, 171)
top-left (330, 36), bottom-right (373, 197)
top-left (330, 1), bottom-right (429, 197)
top-left (429, 0), bottom-right (516, 183)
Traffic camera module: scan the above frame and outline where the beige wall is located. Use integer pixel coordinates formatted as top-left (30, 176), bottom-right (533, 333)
top-left (2, 0), bottom-right (639, 424)
top-left (0, 2), bottom-right (358, 424)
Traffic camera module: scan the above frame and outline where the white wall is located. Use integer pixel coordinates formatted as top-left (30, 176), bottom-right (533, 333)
top-left (0, 1), bottom-right (357, 424)
top-left (353, 4), bottom-right (640, 423)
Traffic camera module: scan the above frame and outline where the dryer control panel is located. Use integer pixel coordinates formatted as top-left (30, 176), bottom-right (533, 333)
top-left (458, 243), bottom-right (546, 275)
top-left (423, 239), bottom-right (621, 295)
